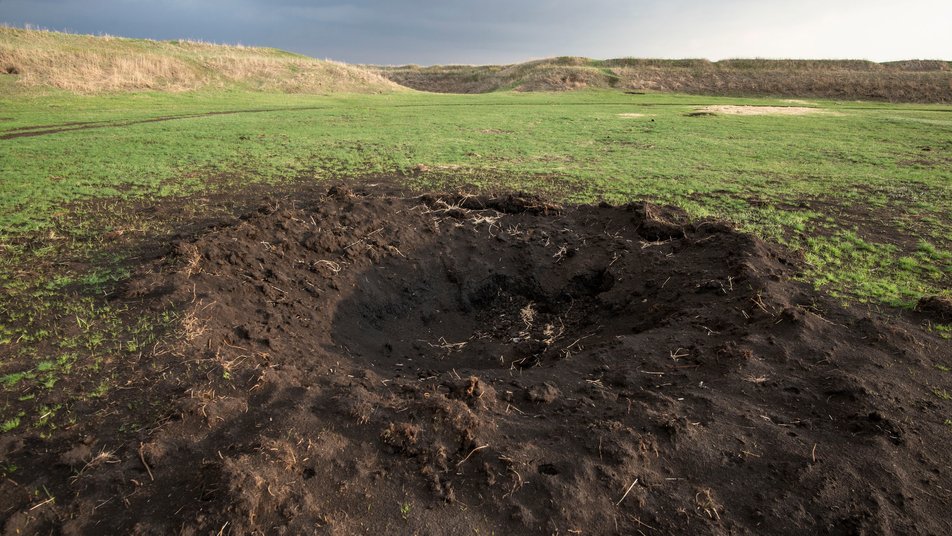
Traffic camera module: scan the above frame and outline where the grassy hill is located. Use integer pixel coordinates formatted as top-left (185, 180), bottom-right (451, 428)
top-left (0, 27), bottom-right (404, 94)
top-left (373, 56), bottom-right (952, 102)
top-left (4, 28), bottom-right (948, 102)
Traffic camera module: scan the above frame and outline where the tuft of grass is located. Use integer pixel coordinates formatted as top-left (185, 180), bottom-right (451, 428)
top-left (1, 371), bottom-right (34, 388)
top-left (932, 324), bottom-right (952, 340)
top-left (1, 415), bottom-right (21, 432)
top-left (803, 231), bottom-right (949, 307)
top-left (88, 380), bottom-right (110, 399)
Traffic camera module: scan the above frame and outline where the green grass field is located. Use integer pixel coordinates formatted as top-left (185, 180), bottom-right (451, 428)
top-left (2, 88), bottom-right (949, 309)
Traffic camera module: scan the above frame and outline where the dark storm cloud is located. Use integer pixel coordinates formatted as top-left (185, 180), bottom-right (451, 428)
top-left (2, 0), bottom-right (950, 63)
top-left (0, 0), bottom-right (665, 63)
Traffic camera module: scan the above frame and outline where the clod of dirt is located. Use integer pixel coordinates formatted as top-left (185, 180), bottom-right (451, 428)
top-left (3, 66), bottom-right (19, 75)
top-left (916, 295), bottom-right (952, 322)
top-left (3, 186), bottom-right (950, 536)
top-left (526, 382), bottom-right (561, 403)
top-left (57, 444), bottom-right (93, 468)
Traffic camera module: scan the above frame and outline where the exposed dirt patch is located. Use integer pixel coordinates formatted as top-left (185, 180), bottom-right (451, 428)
top-left (2, 186), bottom-right (950, 535)
top-left (616, 113), bottom-right (651, 118)
top-left (917, 295), bottom-right (952, 323)
top-left (696, 105), bottom-right (840, 116)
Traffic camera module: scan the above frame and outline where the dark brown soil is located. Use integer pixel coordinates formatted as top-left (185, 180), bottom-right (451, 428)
top-left (2, 186), bottom-right (951, 535)
top-left (917, 296), bottom-right (952, 323)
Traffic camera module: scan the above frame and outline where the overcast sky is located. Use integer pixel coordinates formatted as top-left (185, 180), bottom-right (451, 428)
top-left (2, 0), bottom-right (950, 65)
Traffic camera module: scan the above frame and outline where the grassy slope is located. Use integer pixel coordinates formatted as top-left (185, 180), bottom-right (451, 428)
top-left (0, 27), bottom-right (403, 94)
top-left (1, 89), bottom-right (949, 307)
top-left (372, 57), bottom-right (952, 102)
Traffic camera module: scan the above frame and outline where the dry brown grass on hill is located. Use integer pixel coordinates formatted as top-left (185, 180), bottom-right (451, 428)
top-left (0, 27), bottom-right (403, 94)
top-left (1, 45), bottom-right (202, 92)
top-left (374, 57), bottom-right (952, 102)
top-left (3, 26), bottom-right (949, 102)
top-left (610, 65), bottom-right (952, 103)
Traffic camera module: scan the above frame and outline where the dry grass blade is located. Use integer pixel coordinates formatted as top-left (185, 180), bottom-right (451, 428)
top-left (695, 488), bottom-right (721, 520)
top-left (138, 442), bottom-right (154, 481)
top-left (312, 259), bottom-right (342, 273)
top-left (520, 302), bottom-right (536, 329)
top-left (456, 444), bottom-right (490, 467)
top-left (616, 478), bottom-right (639, 506)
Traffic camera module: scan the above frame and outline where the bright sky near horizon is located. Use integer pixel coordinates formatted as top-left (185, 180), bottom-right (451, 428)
top-left (1, 0), bottom-right (950, 64)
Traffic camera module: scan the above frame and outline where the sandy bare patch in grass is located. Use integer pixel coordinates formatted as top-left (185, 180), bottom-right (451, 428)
top-left (617, 112), bottom-right (652, 118)
top-left (698, 105), bottom-right (840, 116)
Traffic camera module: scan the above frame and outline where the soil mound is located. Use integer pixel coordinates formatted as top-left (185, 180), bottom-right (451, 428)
top-left (917, 295), bottom-right (952, 323)
top-left (3, 187), bottom-right (950, 535)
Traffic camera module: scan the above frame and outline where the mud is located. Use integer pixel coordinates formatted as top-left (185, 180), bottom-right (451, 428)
top-left (2, 186), bottom-right (950, 535)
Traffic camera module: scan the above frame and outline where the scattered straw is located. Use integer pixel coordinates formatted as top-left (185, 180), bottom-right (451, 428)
top-left (520, 302), bottom-right (537, 329)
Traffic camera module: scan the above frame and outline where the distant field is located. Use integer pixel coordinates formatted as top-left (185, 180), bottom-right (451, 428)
top-left (373, 57), bottom-right (952, 102)
top-left (1, 88), bottom-right (949, 307)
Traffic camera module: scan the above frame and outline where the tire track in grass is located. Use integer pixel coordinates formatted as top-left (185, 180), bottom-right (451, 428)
top-left (3, 101), bottom-right (949, 140)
